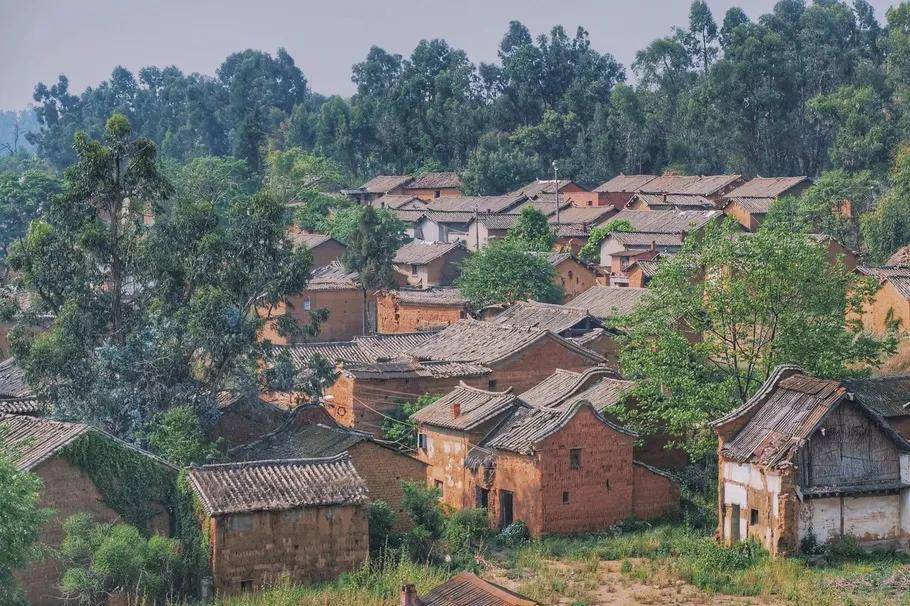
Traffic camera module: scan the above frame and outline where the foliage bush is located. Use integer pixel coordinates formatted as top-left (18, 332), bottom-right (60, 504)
top-left (381, 393), bottom-right (439, 450)
top-left (58, 514), bottom-right (182, 605)
top-left (144, 405), bottom-right (220, 467)
top-left (401, 482), bottom-right (445, 561)
top-left (444, 508), bottom-right (492, 567)
top-left (498, 520), bottom-right (531, 547)
top-left (368, 500), bottom-right (397, 553)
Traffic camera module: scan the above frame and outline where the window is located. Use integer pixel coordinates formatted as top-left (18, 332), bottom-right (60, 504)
top-left (303, 297), bottom-right (311, 311)
top-left (434, 190), bottom-right (441, 198)
top-left (569, 448), bottom-right (582, 469)
top-left (475, 486), bottom-right (489, 508)
top-left (418, 433), bottom-right (427, 450)
top-left (750, 508), bottom-right (759, 526)
top-left (434, 480), bottom-right (444, 497)
top-left (240, 580), bottom-right (253, 592)
top-left (230, 514), bottom-right (253, 531)
top-left (488, 379), bottom-right (497, 391)
top-left (562, 491), bottom-right (570, 504)
top-left (411, 264), bottom-right (418, 276)
top-left (605, 479), bottom-right (611, 490)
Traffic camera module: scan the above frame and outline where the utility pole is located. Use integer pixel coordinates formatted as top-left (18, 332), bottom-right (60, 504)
top-left (552, 161), bottom-right (561, 226)
top-left (474, 199), bottom-right (480, 251)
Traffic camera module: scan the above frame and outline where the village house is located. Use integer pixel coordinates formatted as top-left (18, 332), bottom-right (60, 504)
top-left (414, 210), bottom-right (475, 245)
top-left (401, 572), bottom-right (539, 606)
top-left (260, 261), bottom-right (367, 344)
top-left (227, 414), bottom-right (426, 530)
top-left (403, 172), bottom-right (463, 201)
top-left (566, 284), bottom-right (649, 321)
top-left (393, 240), bottom-right (468, 289)
top-left (187, 455), bottom-right (369, 595)
top-left (720, 176), bottom-right (810, 231)
top-left (625, 255), bottom-right (664, 287)
top-left (540, 251), bottom-right (601, 300)
top-left (509, 179), bottom-right (598, 207)
top-left (599, 232), bottom-right (684, 284)
top-left (593, 174), bottom-right (659, 208)
top-left (712, 366), bottom-right (910, 557)
top-left (344, 174), bottom-right (415, 204)
top-left (371, 194), bottom-right (427, 211)
top-left (412, 368), bottom-right (680, 535)
top-left (856, 265), bottom-right (910, 335)
top-left (1, 413), bottom-right (176, 606)
top-left (465, 213), bottom-right (519, 251)
top-left (594, 174), bottom-right (743, 208)
top-left (319, 319), bottom-right (604, 436)
top-left (375, 287), bottom-right (468, 334)
top-left (288, 230), bottom-right (346, 267)
top-left (626, 193), bottom-right (715, 211)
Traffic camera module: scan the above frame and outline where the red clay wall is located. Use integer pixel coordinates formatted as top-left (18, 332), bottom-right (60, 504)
top-left (260, 288), bottom-right (366, 344)
top-left (210, 504), bottom-right (368, 595)
top-left (407, 186), bottom-right (461, 202)
top-left (348, 441), bottom-right (426, 531)
top-left (631, 463), bottom-right (681, 519)
top-left (376, 296), bottom-right (466, 334)
top-left (553, 260), bottom-right (599, 300)
top-left (309, 241), bottom-right (347, 268)
top-left (859, 281), bottom-right (910, 335)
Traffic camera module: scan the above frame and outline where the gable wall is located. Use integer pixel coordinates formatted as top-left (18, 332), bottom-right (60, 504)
top-left (348, 441), bottom-right (426, 531)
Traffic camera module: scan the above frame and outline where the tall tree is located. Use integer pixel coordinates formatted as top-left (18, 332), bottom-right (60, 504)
top-left (456, 240), bottom-right (562, 309)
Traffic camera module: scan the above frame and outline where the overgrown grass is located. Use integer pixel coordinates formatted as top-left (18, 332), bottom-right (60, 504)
top-left (500, 522), bottom-right (910, 605)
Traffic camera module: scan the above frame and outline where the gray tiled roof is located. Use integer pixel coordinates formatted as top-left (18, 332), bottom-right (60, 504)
top-left (360, 175), bottom-right (414, 193)
top-left (886, 245), bottom-right (910, 268)
top-left (344, 359), bottom-right (490, 380)
top-left (509, 179), bottom-right (578, 198)
top-left (187, 454), bottom-right (369, 515)
top-left (566, 285), bottom-right (649, 319)
top-left (493, 301), bottom-right (599, 334)
top-left (284, 332), bottom-right (435, 367)
top-left (639, 174), bottom-right (741, 196)
top-left (371, 194), bottom-right (426, 210)
top-left (858, 266), bottom-right (910, 299)
top-left (609, 232), bottom-right (685, 248)
top-left (723, 176), bottom-right (808, 199)
top-left (549, 206), bottom-right (615, 224)
top-left (420, 572), bottom-right (539, 606)
top-left (306, 262), bottom-right (360, 291)
top-left (228, 421), bottom-right (372, 462)
top-left (411, 383), bottom-right (522, 430)
top-left (631, 193), bottom-right (715, 209)
top-left (394, 241), bottom-right (463, 265)
top-left (725, 197), bottom-right (774, 214)
top-left (406, 172), bottom-right (462, 190)
top-left (518, 366), bottom-right (630, 410)
top-left (0, 398), bottom-right (48, 416)
top-left (594, 174), bottom-right (658, 193)
top-left (390, 287), bottom-right (468, 306)
top-left (427, 196), bottom-right (522, 214)
top-left (0, 358), bottom-right (32, 399)
top-left (607, 209), bottom-right (722, 234)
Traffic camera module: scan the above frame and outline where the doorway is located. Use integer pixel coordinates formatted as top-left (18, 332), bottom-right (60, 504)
top-left (730, 504), bottom-right (741, 542)
top-left (499, 490), bottom-right (514, 527)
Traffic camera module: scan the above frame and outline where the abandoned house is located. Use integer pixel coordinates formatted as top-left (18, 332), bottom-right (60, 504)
top-left (287, 230), bottom-right (347, 268)
top-left (393, 240), bottom-right (468, 289)
top-left (259, 261), bottom-right (367, 344)
top-left (538, 252), bottom-right (601, 300)
top-left (227, 414), bottom-right (426, 531)
top-left (412, 370), bottom-right (680, 535)
top-left (0, 413), bottom-right (175, 606)
top-left (401, 572), bottom-right (539, 606)
top-left (375, 287), bottom-right (468, 334)
top-left (320, 318), bottom-right (604, 436)
top-left (187, 455), bottom-right (369, 595)
top-left (712, 366), bottom-right (910, 556)
top-left (856, 265), bottom-right (910, 335)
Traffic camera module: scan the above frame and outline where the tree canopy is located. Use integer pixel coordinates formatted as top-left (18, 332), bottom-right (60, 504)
top-left (456, 240), bottom-right (563, 309)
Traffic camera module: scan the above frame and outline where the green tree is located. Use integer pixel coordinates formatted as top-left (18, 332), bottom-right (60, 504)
top-left (506, 207), bottom-right (556, 251)
top-left (381, 393), bottom-right (440, 450)
top-left (263, 147), bottom-right (344, 204)
top-left (0, 166), bottom-right (62, 259)
top-left (861, 144), bottom-right (910, 262)
top-left (578, 219), bottom-right (634, 262)
top-left (0, 431), bottom-right (49, 606)
top-left (342, 206), bottom-right (408, 333)
top-left (456, 240), bottom-right (562, 309)
top-left (461, 133), bottom-right (540, 195)
top-left (808, 85), bottom-right (893, 171)
top-left (58, 514), bottom-right (182, 605)
top-left (161, 155), bottom-right (256, 213)
top-left (8, 116), bottom-right (313, 437)
top-left (615, 221), bottom-right (888, 457)
top-left (144, 406), bottom-right (219, 466)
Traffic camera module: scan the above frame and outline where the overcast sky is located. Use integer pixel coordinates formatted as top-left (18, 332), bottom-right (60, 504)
top-left (0, 0), bottom-right (899, 111)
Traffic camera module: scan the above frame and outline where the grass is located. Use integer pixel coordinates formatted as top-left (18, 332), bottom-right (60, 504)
top-left (212, 522), bottom-right (910, 606)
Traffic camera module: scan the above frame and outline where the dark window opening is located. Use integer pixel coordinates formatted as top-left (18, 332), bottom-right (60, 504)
top-left (569, 448), bottom-right (582, 469)
top-left (475, 486), bottom-right (489, 508)
top-left (488, 379), bottom-right (497, 390)
top-left (605, 479), bottom-right (611, 490)
top-left (434, 190), bottom-right (441, 198)
top-left (241, 580), bottom-right (253, 592)
top-left (750, 508), bottom-right (759, 526)
top-left (562, 491), bottom-right (570, 504)
top-left (410, 264), bottom-right (418, 276)
top-left (434, 479), bottom-right (443, 497)
top-left (417, 433), bottom-right (427, 450)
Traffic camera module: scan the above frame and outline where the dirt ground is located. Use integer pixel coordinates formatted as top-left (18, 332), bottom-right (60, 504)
top-left (489, 559), bottom-right (781, 606)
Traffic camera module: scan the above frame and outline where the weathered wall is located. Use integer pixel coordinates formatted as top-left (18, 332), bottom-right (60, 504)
top-left (552, 259), bottom-right (598, 301)
top-left (16, 456), bottom-right (170, 606)
top-left (348, 441), bottom-right (426, 531)
top-left (308, 240), bottom-right (347, 268)
top-left (375, 295), bottom-right (465, 334)
top-left (210, 504), bottom-right (368, 595)
top-left (407, 186), bottom-right (461, 202)
top-left (859, 280), bottom-right (910, 335)
top-left (632, 463), bottom-right (681, 520)
top-left (474, 452), bottom-right (543, 533)
top-left (418, 424), bottom-right (500, 510)
top-left (260, 288), bottom-right (367, 344)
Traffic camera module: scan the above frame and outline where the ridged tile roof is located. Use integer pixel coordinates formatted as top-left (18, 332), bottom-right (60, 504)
top-left (371, 194), bottom-right (426, 210)
top-left (724, 176), bottom-right (808, 199)
top-left (858, 266), bottom-right (910, 299)
top-left (427, 195), bottom-right (522, 214)
top-left (360, 175), bottom-right (414, 193)
top-left (0, 398), bottom-right (49, 416)
top-left (289, 232), bottom-right (338, 250)
top-left (389, 287), bottom-right (468, 306)
top-left (549, 206), bottom-right (615, 224)
top-left (607, 209), bottom-right (722, 234)
top-left (188, 454), bottom-right (368, 515)
top-left (284, 332), bottom-right (435, 367)
top-left (886, 245), bottom-right (910, 268)
top-left (493, 301), bottom-right (599, 334)
top-left (306, 262), bottom-right (360, 291)
top-left (507, 196), bottom-right (571, 217)
top-left (631, 193), bottom-right (715, 209)
top-left (566, 285), bottom-right (648, 319)
top-left (0, 358), bottom-right (32, 399)
top-left (639, 174), bottom-right (741, 196)
top-left (420, 572), bottom-right (539, 606)
top-left (518, 366), bottom-right (629, 410)
top-left (228, 420), bottom-right (372, 462)
top-left (594, 174), bottom-right (658, 193)
top-left (724, 197), bottom-right (774, 214)
top-left (394, 241), bottom-right (464, 265)
top-left (411, 383), bottom-right (522, 430)
top-left (510, 179), bottom-right (579, 198)
top-left (405, 172), bottom-right (462, 190)
top-left (610, 232), bottom-right (685, 248)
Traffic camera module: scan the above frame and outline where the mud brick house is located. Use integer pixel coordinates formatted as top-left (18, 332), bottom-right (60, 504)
top-left (712, 366), bottom-right (910, 557)
top-left (260, 261), bottom-right (367, 344)
top-left (401, 572), bottom-right (539, 606)
top-left (403, 172), bottom-right (463, 201)
top-left (376, 288), bottom-right (468, 334)
top-left (288, 230), bottom-right (346, 268)
top-left (549, 204), bottom-right (616, 228)
top-left (187, 455), bottom-right (369, 595)
top-left (508, 194), bottom-right (572, 218)
top-left (626, 193), bottom-right (715, 211)
top-left (593, 174), bottom-right (659, 208)
top-left (345, 174), bottom-right (415, 204)
top-left (539, 252), bottom-right (601, 300)
top-left (625, 255), bottom-right (664, 287)
top-left (509, 179), bottom-right (599, 207)
top-left (393, 241), bottom-right (468, 288)
top-left (856, 265), bottom-right (910, 334)
top-left (412, 369), bottom-right (679, 534)
top-left (465, 213), bottom-right (519, 251)
top-left (567, 284), bottom-right (649, 321)
top-left (228, 416), bottom-right (425, 530)
top-left (886, 245), bottom-right (910, 268)
top-left (492, 300), bottom-right (617, 363)
top-left (720, 176), bottom-right (810, 231)
top-left (415, 211), bottom-right (475, 245)
top-left (1, 414), bottom-right (175, 605)
top-left (595, 174), bottom-right (743, 209)
top-left (321, 319), bottom-right (604, 436)
top-left (210, 391), bottom-right (289, 450)
top-left (371, 194), bottom-right (428, 212)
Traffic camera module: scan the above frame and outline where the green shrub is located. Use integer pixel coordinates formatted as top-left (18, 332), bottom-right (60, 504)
top-left (498, 520), bottom-right (530, 547)
top-left (445, 508), bottom-right (492, 567)
top-left (368, 500), bottom-right (398, 553)
top-left (401, 482), bottom-right (445, 561)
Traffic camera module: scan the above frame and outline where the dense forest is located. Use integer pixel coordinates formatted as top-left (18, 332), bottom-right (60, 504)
top-left (10, 0), bottom-right (909, 187)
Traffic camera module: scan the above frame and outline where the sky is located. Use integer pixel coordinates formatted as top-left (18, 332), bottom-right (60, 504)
top-left (0, 0), bottom-right (900, 111)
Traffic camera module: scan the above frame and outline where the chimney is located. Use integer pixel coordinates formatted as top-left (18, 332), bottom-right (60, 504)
top-left (401, 584), bottom-right (421, 606)
top-left (650, 240), bottom-right (656, 252)
top-left (452, 402), bottom-right (461, 418)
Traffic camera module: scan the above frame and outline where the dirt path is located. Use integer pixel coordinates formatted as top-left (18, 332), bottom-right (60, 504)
top-left (487, 558), bottom-right (781, 606)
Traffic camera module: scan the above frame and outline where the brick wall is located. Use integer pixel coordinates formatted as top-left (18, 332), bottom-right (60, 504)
top-left (309, 241), bottom-right (346, 268)
top-left (376, 294), bottom-right (465, 334)
top-left (16, 456), bottom-right (169, 606)
top-left (859, 280), bottom-right (910, 335)
top-left (348, 442), bottom-right (426, 531)
top-left (631, 463), bottom-right (681, 520)
top-left (417, 423), bottom-right (503, 510)
top-left (260, 288), bottom-right (367, 344)
top-left (407, 187), bottom-right (461, 202)
top-left (210, 504), bottom-right (368, 595)
top-left (553, 259), bottom-right (598, 301)
top-left (474, 452), bottom-right (543, 532)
